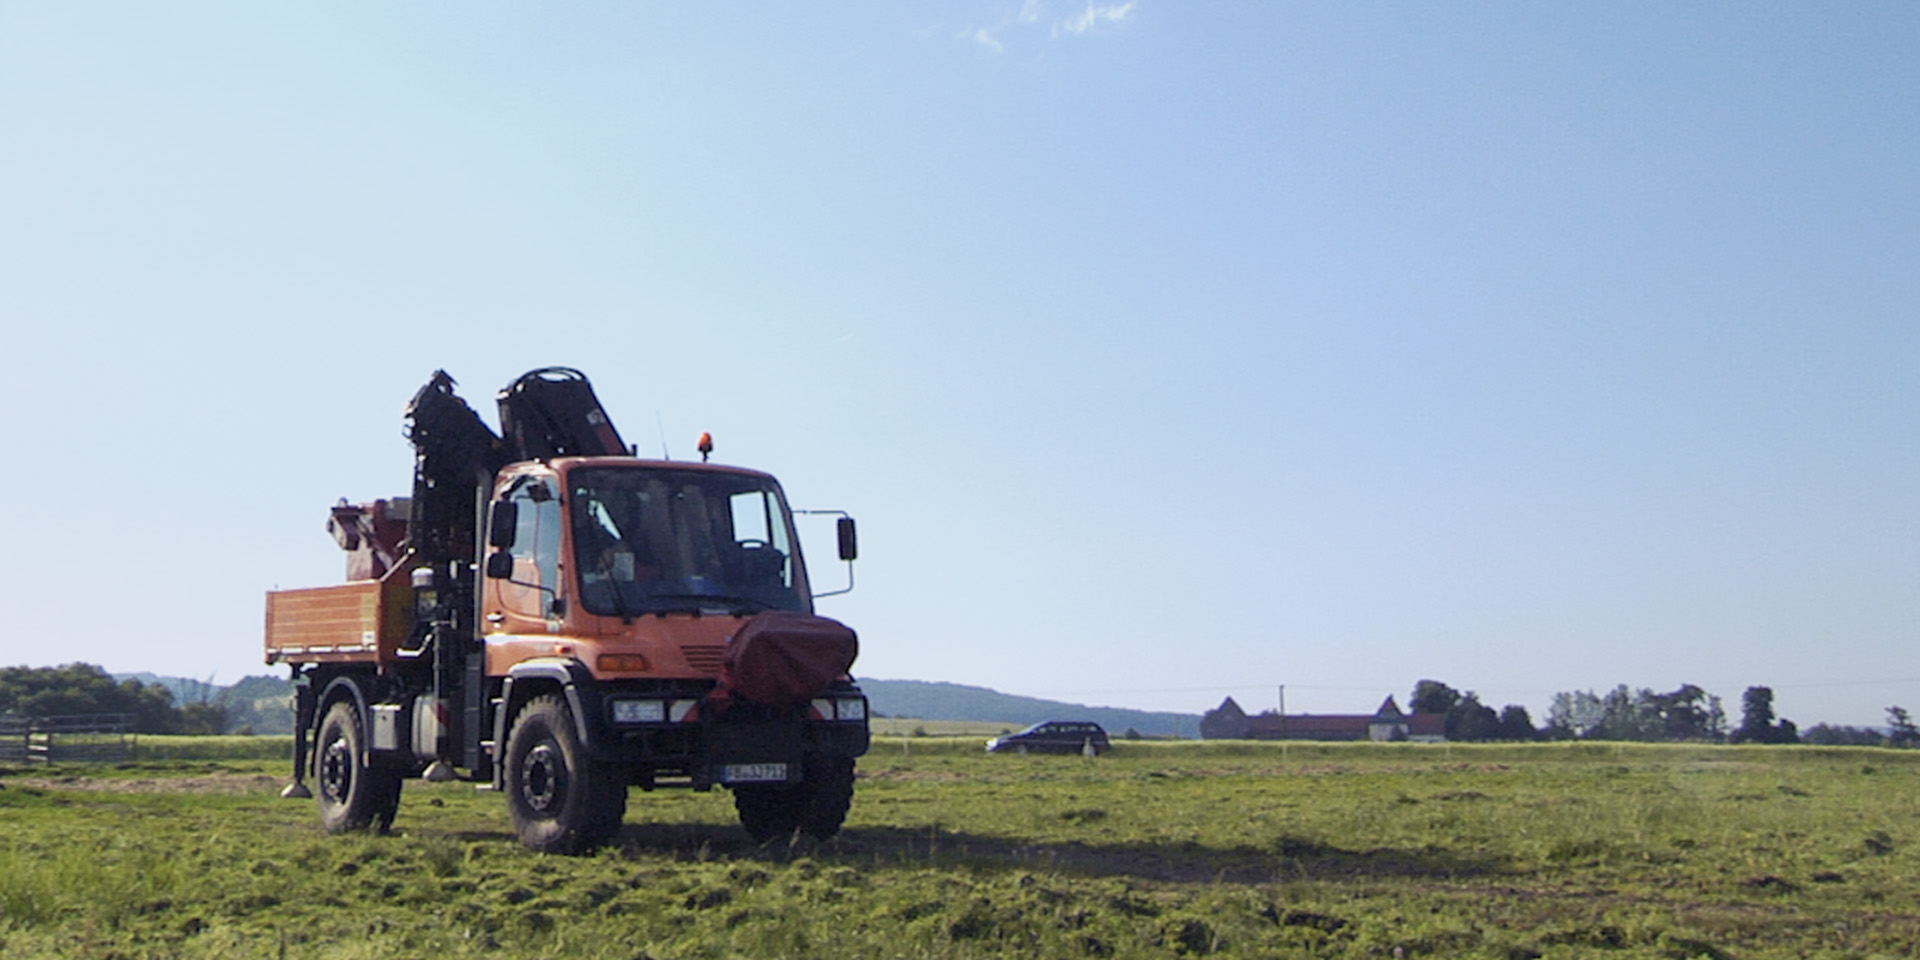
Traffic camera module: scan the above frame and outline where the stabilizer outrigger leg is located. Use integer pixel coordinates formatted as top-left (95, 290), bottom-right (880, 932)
top-left (425, 599), bottom-right (462, 785)
top-left (281, 669), bottom-right (314, 799)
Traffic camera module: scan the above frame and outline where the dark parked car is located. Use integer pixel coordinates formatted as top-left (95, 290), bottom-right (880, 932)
top-left (985, 721), bottom-right (1111, 755)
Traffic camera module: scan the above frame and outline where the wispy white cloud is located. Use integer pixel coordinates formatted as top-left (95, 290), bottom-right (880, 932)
top-left (1054, 1), bottom-right (1136, 37)
top-left (962, 0), bottom-right (1137, 55)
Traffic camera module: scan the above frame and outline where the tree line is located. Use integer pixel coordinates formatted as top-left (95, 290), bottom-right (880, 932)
top-left (1410, 678), bottom-right (1920, 747)
top-left (9, 662), bottom-right (1918, 747)
top-left (0, 663), bottom-right (269, 735)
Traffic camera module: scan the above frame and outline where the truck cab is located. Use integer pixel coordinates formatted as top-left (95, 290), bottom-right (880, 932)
top-left (485, 458), bottom-right (813, 651)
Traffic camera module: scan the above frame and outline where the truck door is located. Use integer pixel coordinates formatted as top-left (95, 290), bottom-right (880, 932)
top-left (489, 479), bottom-right (563, 626)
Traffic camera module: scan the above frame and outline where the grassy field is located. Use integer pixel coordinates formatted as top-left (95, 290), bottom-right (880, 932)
top-left (870, 718), bottom-right (1030, 738)
top-left (4, 738), bottom-right (1919, 959)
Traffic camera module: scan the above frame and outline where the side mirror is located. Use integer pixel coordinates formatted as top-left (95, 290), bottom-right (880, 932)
top-left (797, 508), bottom-right (857, 599)
top-left (836, 517), bottom-right (858, 562)
top-left (484, 551), bottom-right (515, 580)
top-left (487, 501), bottom-right (518, 549)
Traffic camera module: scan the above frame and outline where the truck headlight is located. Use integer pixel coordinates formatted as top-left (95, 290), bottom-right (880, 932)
top-left (835, 698), bottom-right (867, 721)
top-left (611, 699), bottom-right (665, 724)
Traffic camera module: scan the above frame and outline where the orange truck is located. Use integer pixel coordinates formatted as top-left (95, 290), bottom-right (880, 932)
top-left (265, 368), bottom-right (868, 853)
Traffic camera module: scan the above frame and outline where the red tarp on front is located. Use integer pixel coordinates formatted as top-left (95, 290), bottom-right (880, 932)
top-left (715, 610), bottom-right (859, 707)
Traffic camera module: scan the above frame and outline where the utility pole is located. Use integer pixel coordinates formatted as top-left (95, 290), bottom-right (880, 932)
top-left (1278, 684), bottom-right (1286, 740)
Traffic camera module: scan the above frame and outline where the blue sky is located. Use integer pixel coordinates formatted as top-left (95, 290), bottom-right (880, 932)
top-left (2, 2), bottom-right (1914, 729)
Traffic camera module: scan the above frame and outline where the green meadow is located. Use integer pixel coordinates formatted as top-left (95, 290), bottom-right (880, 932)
top-left (868, 717), bottom-right (1024, 738)
top-left (4, 739), bottom-right (1918, 958)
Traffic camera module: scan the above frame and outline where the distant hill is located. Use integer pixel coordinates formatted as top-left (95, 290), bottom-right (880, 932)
top-left (114, 672), bottom-right (294, 735)
top-left (114, 672), bottom-right (229, 705)
top-left (108, 672), bottom-right (1200, 739)
top-left (858, 678), bottom-right (1199, 738)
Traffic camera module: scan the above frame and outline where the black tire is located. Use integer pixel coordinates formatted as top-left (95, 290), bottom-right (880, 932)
top-left (732, 755), bottom-right (855, 843)
top-left (733, 783), bottom-right (803, 843)
top-left (314, 701), bottom-right (403, 833)
top-left (799, 756), bottom-right (855, 840)
top-left (504, 694), bottom-right (626, 854)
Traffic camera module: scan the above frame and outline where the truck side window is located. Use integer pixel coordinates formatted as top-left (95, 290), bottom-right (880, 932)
top-left (502, 482), bottom-right (562, 617)
top-left (728, 490), bottom-right (792, 589)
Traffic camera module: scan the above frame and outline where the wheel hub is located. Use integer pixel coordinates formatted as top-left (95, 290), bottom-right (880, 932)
top-left (520, 743), bottom-right (564, 813)
top-left (319, 740), bottom-right (352, 804)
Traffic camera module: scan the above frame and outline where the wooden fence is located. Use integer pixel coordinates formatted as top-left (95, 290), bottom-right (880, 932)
top-left (0, 713), bottom-right (136, 764)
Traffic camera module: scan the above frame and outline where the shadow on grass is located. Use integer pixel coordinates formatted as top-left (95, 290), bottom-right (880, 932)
top-left (596, 822), bottom-right (1505, 884)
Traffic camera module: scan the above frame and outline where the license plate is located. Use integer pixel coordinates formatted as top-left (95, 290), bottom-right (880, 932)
top-left (721, 763), bottom-right (789, 783)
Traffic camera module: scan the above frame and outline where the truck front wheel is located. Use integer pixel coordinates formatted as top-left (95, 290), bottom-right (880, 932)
top-left (314, 701), bottom-right (402, 833)
top-left (798, 756), bottom-right (855, 840)
top-left (732, 783), bottom-right (802, 842)
top-left (733, 755), bottom-right (854, 843)
top-left (504, 695), bottom-right (626, 854)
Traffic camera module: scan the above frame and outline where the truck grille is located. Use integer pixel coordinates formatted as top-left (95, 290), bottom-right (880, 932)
top-left (681, 645), bottom-right (726, 675)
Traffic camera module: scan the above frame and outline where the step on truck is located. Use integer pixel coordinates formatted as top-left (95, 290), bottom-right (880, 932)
top-left (264, 367), bottom-right (869, 853)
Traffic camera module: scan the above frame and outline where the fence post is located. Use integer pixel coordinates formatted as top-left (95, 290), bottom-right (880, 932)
top-left (12, 714), bottom-right (136, 765)
top-left (0, 715), bottom-right (29, 764)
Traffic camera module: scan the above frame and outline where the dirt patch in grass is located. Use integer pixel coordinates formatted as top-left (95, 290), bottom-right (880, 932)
top-left (7, 773), bottom-right (284, 795)
top-left (861, 769), bottom-right (974, 782)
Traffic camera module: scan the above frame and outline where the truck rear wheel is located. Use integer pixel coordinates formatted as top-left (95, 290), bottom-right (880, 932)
top-left (732, 755), bottom-right (854, 843)
top-left (314, 701), bottom-right (402, 833)
top-left (504, 695), bottom-right (626, 854)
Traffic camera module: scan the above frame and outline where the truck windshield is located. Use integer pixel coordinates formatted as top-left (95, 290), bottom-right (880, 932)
top-left (568, 466), bottom-right (808, 616)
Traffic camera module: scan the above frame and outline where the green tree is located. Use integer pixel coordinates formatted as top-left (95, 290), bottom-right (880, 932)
top-left (178, 701), bottom-right (232, 736)
top-left (1590, 685), bottom-right (1664, 741)
top-left (1734, 685), bottom-right (1775, 741)
top-left (1731, 686), bottom-right (1797, 744)
top-left (1496, 704), bottom-right (1536, 741)
top-left (1545, 689), bottom-right (1605, 739)
top-left (1802, 724), bottom-right (1885, 747)
top-left (0, 663), bottom-right (180, 732)
top-left (1649, 684), bottom-right (1712, 740)
top-left (1445, 693), bottom-right (1501, 741)
top-left (1886, 706), bottom-right (1919, 748)
top-left (1410, 680), bottom-right (1461, 716)
top-left (1544, 684), bottom-right (1716, 742)
top-left (1707, 694), bottom-right (1728, 742)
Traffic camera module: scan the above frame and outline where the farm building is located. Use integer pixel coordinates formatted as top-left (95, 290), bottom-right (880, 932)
top-left (1199, 695), bottom-right (1446, 742)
